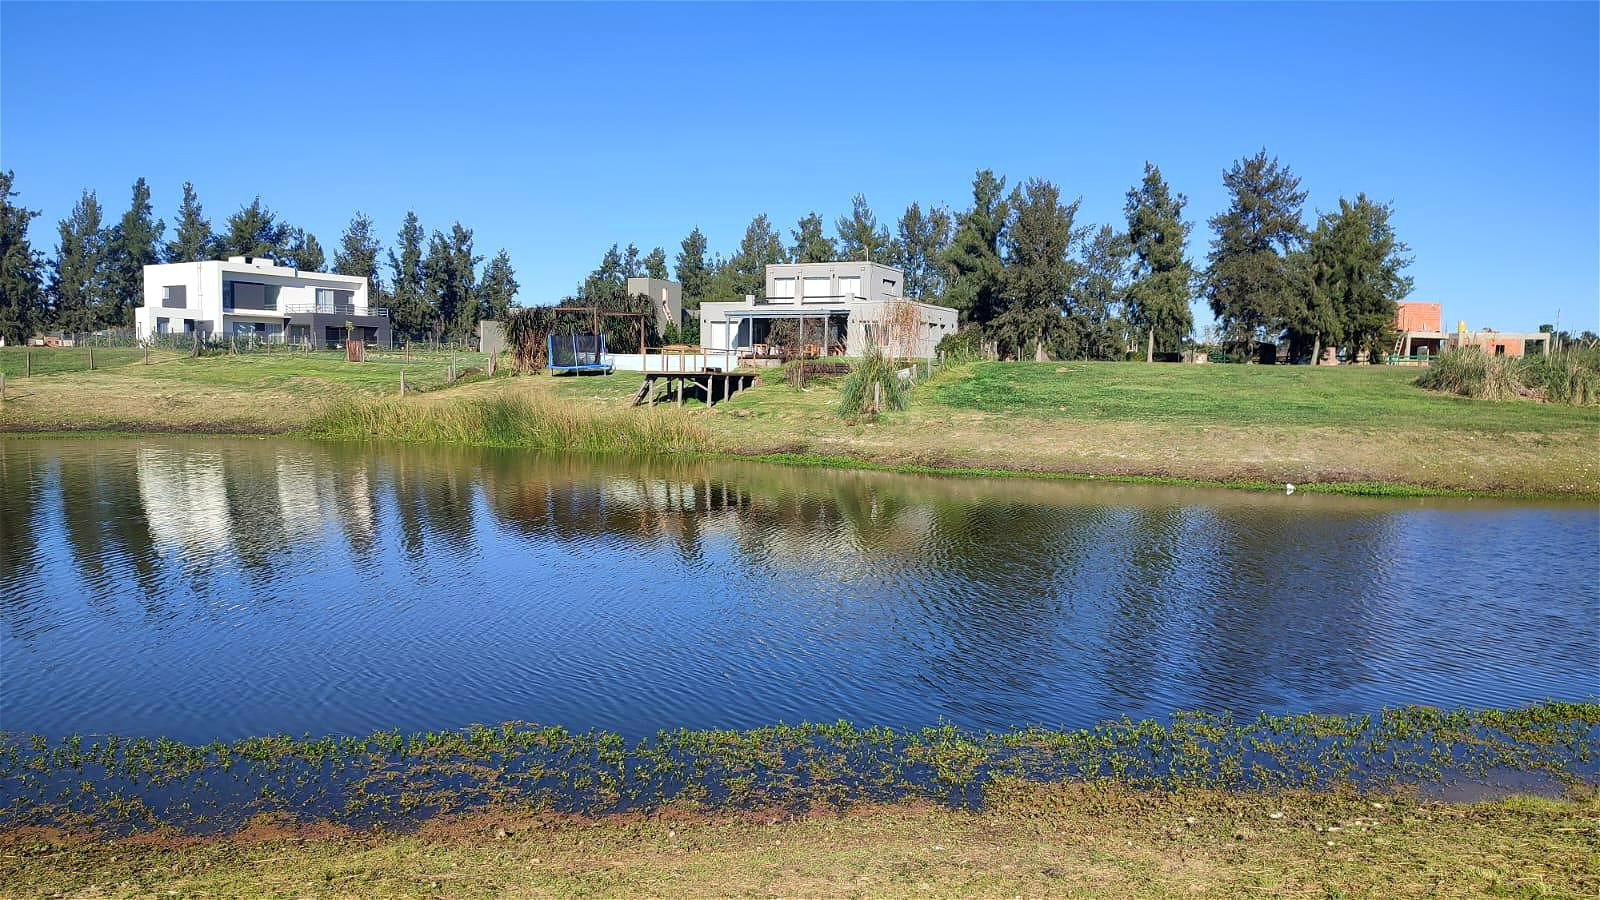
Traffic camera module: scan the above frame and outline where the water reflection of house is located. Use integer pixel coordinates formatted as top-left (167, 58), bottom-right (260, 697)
top-left (135, 448), bottom-right (233, 558)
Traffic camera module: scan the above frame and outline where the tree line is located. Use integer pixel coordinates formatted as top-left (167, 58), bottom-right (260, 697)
top-left (571, 150), bottom-right (1413, 362)
top-left (0, 172), bottom-right (518, 345)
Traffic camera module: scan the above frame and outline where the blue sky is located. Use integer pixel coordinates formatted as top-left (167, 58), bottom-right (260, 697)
top-left (3, 2), bottom-right (1596, 332)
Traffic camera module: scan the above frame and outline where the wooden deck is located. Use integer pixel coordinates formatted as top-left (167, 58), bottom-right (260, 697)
top-left (633, 371), bottom-right (760, 408)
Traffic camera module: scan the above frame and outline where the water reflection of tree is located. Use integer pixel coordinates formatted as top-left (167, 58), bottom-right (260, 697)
top-left (0, 445), bottom-right (48, 639)
top-left (56, 448), bottom-right (163, 602)
top-left (1183, 507), bottom-right (1386, 714)
top-left (383, 446), bottom-right (478, 571)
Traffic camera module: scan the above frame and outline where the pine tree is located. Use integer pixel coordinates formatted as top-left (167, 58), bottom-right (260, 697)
top-left (49, 190), bottom-right (106, 333)
top-left (422, 222), bottom-right (481, 342)
top-left (789, 212), bottom-right (836, 263)
top-left (621, 243), bottom-right (643, 279)
top-left (1298, 194), bottom-right (1412, 363)
top-left (334, 212), bottom-right (384, 300)
top-left (165, 182), bottom-right (214, 262)
top-left (994, 178), bottom-right (1084, 360)
top-left (890, 203), bottom-right (952, 300)
top-left (943, 170), bottom-right (1010, 325)
top-left (674, 228), bottom-right (712, 304)
top-left (578, 244), bottom-right (627, 306)
top-left (285, 230), bottom-right (326, 272)
top-left (219, 197), bottom-right (293, 260)
top-left (478, 249), bottom-right (518, 321)
top-left (726, 214), bottom-right (784, 298)
top-left (387, 211), bottom-right (428, 340)
top-left (1124, 163), bottom-right (1196, 358)
top-left (834, 194), bottom-right (892, 262)
top-left (1069, 225), bottom-right (1130, 360)
top-left (1204, 150), bottom-right (1307, 357)
top-left (103, 177), bottom-right (165, 327)
top-left (643, 246), bottom-right (668, 280)
top-left (0, 171), bottom-right (46, 345)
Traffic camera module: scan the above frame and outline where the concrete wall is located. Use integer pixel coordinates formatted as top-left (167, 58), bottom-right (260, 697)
top-left (845, 299), bottom-right (958, 358)
top-left (479, 320), bottom-right (505, 355)
top-left (626, 277), bottom-right (683, 333)
top-left (764, 261), bottom-right (904, 303)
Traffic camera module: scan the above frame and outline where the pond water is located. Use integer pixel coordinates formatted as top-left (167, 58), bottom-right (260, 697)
top-left (2, 436), bottom-right (1596, 743)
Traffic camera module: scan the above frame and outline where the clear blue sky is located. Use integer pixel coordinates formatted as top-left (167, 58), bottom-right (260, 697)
top-left (3, 2), bottom-right (1596, 332)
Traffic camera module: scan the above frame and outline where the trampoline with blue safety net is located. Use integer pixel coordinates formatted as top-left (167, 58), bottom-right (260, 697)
top-left (547, 332), bottom-right (611, 374)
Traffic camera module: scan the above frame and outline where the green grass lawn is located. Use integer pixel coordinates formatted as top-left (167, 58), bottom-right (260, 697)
top-left (932, 361), bottom-right (1600, 432)
top-left (0, 346), bottom-right (188, 378)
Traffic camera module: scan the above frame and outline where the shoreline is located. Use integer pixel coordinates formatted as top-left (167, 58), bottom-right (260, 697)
top-left (5, 426), bottom-right (1597, 502)
top-left (4, 784), bottom-right (1594, 897)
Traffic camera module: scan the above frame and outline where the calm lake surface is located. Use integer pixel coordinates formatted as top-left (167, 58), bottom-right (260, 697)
top-left (2, 436), bottom-right (1596, 743)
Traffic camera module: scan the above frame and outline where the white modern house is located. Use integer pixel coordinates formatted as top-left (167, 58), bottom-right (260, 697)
top-left (699, 261), bottom-right (956, 361)
top-left (134, 256), bottom-right (390, 347)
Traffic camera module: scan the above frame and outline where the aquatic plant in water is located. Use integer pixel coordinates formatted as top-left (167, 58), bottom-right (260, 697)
top-left (0, 702), bottom-right (1594, 836)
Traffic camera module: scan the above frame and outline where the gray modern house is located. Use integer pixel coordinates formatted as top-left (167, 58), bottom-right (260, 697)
top-left (698, 261), bottom-right (956, 360)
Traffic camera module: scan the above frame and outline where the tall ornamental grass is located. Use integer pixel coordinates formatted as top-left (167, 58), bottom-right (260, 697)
top-left (839, 344), bottom-right (907, 419)
top-left (1417, 346), bottom-right (1599, 406)
top-left (305, 394), bottom-right (711, 455)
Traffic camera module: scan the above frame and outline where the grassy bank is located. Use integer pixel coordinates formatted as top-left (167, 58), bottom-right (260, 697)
top-left (305, 392), bottom-right (710, 455)
top-left (3, 354), bottom-right (1596, 497)
top-left (4, 785), bottom-right (1594, 898)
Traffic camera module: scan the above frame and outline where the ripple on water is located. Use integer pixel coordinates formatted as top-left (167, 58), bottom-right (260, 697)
top-left (1, 436), bottom-right (1597, 742)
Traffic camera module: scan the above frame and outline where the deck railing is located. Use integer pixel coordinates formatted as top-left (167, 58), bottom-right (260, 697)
top-left (280, 303), bottom-right (390, 318)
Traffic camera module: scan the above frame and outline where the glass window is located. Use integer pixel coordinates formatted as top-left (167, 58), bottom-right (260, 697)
top-left (772, 277), bottom-right (796, 299)
top-left (222, 282), bottom-right (233, 310)
top-left (155, 317), bottom-right (170, 334)
top-left (316, 288), bottom-right (335, 312)
top-left (838, 276), bottom-right (862, 298)
top-left (802, 276), bottom-right (832, 299)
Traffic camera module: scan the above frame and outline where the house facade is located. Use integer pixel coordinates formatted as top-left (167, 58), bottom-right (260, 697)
top-left (1392, 301), bottom-right (1548, 361)
top-left (699, 261), bottom-right (956, 360)
top-left (135, 257), bottom-right (390, 347)
top-left (626, 276), bottom-right (683, 335)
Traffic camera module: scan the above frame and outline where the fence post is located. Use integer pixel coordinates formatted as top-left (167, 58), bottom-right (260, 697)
top-left (88, 343), bottom-right (95, 371)
top-left (1, 372), bottom-right (6, 403)
top-left (25, 348), bottom-right (30, 377)
top-left (450, 347), bottom-right (456, 383)
top-left (144, 344), bottom-right (150, 365)
top-left (399, 369), bottom-right (406, 396)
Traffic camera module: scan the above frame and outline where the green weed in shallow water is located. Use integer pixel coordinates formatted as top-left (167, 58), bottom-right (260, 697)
top-left (1, 702), bottom-right (1595, 836)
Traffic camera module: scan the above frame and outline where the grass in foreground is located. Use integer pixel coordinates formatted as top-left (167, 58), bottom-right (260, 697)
top-left (3, 784), bottom-right (1594, 898)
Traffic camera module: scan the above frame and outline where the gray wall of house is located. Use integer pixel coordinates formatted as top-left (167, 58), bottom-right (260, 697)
top-left (626, 277), bottom-right (683, 333)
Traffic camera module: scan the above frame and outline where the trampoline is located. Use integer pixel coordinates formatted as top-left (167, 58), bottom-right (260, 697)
top-left (547, 332), bottom-right (612, 374)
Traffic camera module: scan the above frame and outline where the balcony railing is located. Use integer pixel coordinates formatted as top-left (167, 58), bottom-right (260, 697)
top-left (280, 302), bottom-right (389, 318)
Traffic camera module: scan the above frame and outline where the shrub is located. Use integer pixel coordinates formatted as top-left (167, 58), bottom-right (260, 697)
top-left (935, 328), bottom-right (983, 363)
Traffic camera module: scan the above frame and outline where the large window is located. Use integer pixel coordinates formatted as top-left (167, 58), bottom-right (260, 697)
top-left (161, 286), bottom-right (186, 308)
top-left (802, 276), bottom-right (832, 300)
top-left (771, 277), bottom-right (796, 299)
top-left (838, 275), bottom-right (862, 298)
top-left (155, 317), bottom-right (170, 334)
top-left (316, 288), bottom-right (336, 311)
top-left (224, 282), bottom-right (276, 311)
